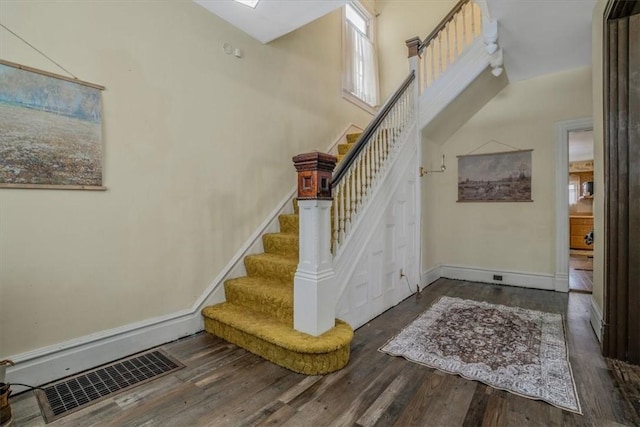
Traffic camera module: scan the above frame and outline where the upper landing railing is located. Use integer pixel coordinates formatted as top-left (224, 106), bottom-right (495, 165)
top-left (406, 0), bottom-right (483, 92)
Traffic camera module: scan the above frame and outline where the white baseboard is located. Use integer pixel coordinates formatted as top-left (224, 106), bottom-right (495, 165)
top-left (5, 123), bottom-right (364, 392)
top-left (554, 273), bottom-right (569, 293)
top-left (590, 297), bottom-right (604, 343)
top-left (6, 312), bottom-right (202, 393)
top-left (421, 266), bottom-right (441, 289)
top-left (439, 264), bottom-right (555, 290)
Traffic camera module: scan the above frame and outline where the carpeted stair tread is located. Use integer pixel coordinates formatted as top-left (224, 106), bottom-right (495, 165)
top-left (278, 214), bottom-right (299, 234)
top-left (202, 303), bottom-right (353, 375)
top-left (338, 143), bottom-right (355, 155)
top-left (263, 232), bottom-right (298, 257)
top-left (346, 133), bottom-right (361, 144)
top-left (245, 253), bottom-right (298, 282)
top-left (224, 276), bottom-right (293, 324)
top-left (202, 303), bottom-right (353, 354)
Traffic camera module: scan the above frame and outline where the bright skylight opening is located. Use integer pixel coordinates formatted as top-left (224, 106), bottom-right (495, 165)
top-left (233, 0), bottom-right (260, 8)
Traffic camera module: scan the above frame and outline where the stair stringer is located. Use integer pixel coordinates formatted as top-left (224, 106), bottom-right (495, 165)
top-left (333, 122), bottom-right (420, 330)
top-left (419, 37), bottom-right (494, 130)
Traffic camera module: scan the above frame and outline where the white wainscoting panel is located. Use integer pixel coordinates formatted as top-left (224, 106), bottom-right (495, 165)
top-left (335, 125), bottom-right (420, 329)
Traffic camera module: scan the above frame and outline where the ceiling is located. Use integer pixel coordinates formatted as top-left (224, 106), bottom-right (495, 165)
top-left (487, 0), bottom-right (598, 82)
top-left (194, 0), bottom-right (598, 82)
top-left (193, 0), bottom-right (347, 44)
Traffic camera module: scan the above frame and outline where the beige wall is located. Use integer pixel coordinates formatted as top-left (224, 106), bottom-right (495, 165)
top-left (0, 1), bottom-right (372, 357)
top-left (376, 0), bottom-right (457, 99)
top-left (591, 0), bottom-right (607, 312)
top-left (422, 67), bottom-right (593, 275)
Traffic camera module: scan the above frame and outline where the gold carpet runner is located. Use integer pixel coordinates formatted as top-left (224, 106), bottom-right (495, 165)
top-left (201, 134), bottom-right (361, 375)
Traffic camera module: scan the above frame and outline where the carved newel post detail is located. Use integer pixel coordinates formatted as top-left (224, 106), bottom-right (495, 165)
top-left (405, 37), bottom-right (422, 97)
top-left (405, 36), bottom-right (421, 59)
top-left (292, 152), bottom-right (337, 336)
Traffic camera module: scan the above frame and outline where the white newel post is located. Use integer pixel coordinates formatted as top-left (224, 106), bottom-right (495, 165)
top-left (292, 152), bottom-right (338, 336)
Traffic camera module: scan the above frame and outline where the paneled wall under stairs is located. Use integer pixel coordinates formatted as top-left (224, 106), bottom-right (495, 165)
top-left (334, 124), bottom-right (420, 330)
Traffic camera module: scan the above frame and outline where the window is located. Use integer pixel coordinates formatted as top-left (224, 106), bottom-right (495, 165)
top-left (569, 174), bottom-right (580, 206)
top-left (343, 2), bottom-right (379, 110)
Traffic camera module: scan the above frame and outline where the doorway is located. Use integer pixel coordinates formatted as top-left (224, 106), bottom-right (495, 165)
top-left (568, 130), bottom-right (594, 293)
top-left (554, 117), bottom-right (592, 294)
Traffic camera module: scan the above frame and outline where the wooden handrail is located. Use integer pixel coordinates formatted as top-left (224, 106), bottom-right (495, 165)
top-left (332, 70), bottom-right (415, 185)
top-left (419, 0), bottom-right (469, 52)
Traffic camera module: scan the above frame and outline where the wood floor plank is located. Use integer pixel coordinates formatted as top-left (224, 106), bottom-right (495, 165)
top-left (355, 364), bottom-right (412, 427)
top-left (276, 375), bottom-right (323, 404)
top-left (462, 384), bottom-right (492, 427)
top-left (254, 402), bottom-right (298, 426)
top-left (370, 363), bottom-right (431, 426)
top-left (329, 357), bottom-right (407, 426)
top-left (7, 278), bottom-right (634, 427)
top-left (392, 370), bottom-right (448, 426)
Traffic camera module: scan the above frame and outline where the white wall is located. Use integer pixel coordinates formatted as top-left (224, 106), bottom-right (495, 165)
top-left (422, 67), bottom-right (592, 279)
top-left (0, 1), bottom-right (372, 359)
top-left (591, 0), bottom-right (607, 313)
top-left (376, 0), bottom-right (457, 99)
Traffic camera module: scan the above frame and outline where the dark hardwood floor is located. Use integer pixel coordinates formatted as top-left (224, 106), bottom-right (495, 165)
top-left (10, 279), bottom-right (630, 426)
top-left (569, 255), bottom-right (594, 293)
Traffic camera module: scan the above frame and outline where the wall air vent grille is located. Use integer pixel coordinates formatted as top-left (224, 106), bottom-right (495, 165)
top-left (35, 349), bottom-right (183, 423)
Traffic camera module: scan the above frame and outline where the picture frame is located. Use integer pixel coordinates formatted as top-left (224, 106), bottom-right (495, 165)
top-left (457, 149), bottom-right (532, 202)
top-left (0, 59), bottom-right (106, 190)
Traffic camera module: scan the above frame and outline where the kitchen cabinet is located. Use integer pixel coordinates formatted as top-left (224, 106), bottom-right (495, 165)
top-left (570, 216), bottom-right (594, 250)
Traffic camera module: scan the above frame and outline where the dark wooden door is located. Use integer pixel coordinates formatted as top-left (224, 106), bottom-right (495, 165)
top-left (604, 9), bottom-right (640, 362)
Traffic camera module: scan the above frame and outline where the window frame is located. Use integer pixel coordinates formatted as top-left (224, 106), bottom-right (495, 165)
top-left (342, 1), bottom-right (379, 114)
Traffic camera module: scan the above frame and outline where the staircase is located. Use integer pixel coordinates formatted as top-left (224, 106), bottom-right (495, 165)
top-left (202, 0), bottom-right (500, 376)
top-left (337, 133), bottom-right (359, 163)
top-left (201, 134), bottom-right (362, 375)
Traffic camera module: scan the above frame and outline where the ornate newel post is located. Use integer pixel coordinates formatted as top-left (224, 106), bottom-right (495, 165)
top-left (405, 36), bottom-right (421, 81)
top-left (292, 152), bottom-right (337, 337)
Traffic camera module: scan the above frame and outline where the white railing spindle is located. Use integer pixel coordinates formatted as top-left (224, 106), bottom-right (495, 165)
top-left (331, 74), bottom-right (416, 253)
top-left (416, 0), bottom-right (483, 93)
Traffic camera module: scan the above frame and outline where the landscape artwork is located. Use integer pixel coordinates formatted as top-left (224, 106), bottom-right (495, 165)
top-left (0, 60), bottom-right (104, 189)
top-left (457, 149), bottom-right (532, 202)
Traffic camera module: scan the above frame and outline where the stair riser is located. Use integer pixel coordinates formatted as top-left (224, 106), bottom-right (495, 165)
top-left (278, 215), bottom-right (298, 234)
top-left (244, 257), bottom-right (297, 283)
top-left (204, 318), bottom-right (351, 375)
top-left (224, 283), bottom-right (293, 325)
top-left (262, 234), bottom-right (298, 257)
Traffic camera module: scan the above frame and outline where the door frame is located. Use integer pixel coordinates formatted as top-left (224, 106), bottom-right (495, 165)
top-left (554, 117), bottom-right (593, 293)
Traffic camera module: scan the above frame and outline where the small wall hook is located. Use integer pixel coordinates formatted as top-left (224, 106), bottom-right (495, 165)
top-left (420, 154), bottom-right (447, 177)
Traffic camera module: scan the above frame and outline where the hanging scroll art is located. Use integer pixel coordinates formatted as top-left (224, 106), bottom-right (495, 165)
top-left (0, 59), bottom-right (105, 190)
top-left (457, 149), bottom-right (532, 202)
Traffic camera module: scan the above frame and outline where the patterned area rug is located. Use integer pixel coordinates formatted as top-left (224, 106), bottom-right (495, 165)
top-left (379, 296), bottom-right (582, 414)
